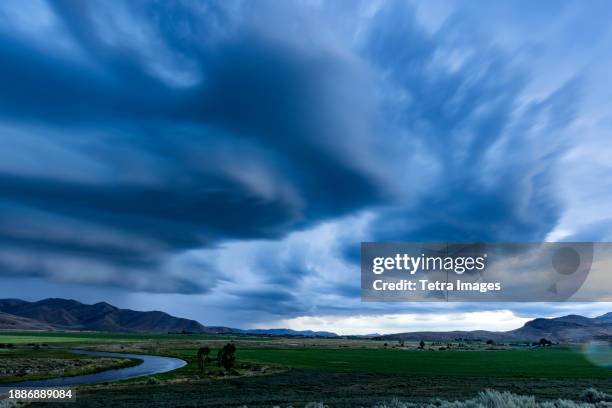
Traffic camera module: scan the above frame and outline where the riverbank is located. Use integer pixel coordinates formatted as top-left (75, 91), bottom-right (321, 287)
top-left (2, 349), bottom-right (186, 387)
top-left (0, 348), bottom-right (141, 384)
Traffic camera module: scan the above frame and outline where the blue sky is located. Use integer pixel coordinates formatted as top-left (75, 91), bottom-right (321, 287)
top-left (1, 0), bottom-right (611, 334)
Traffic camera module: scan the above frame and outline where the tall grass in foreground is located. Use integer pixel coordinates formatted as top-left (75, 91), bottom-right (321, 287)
top-left (252, 389), bottom-right (612, 408)
top-left (2, 388), bottom-right (612, 408)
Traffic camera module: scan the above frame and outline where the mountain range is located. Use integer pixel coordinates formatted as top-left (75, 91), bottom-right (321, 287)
top-left (2, 298), bottom-right (611, 342)
top-left (0, 298), bottom-right (213, 333)
top-left (0, 298), bottom-right (336, 337)
top-left (375, 313), bottom-right (612, 343)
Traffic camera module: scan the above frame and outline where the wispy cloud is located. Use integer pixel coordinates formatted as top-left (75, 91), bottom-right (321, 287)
top-left (1, 0), bottom-right (611, 330)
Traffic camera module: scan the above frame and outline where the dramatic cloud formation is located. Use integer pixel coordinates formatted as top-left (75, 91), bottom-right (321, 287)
top-left (1, 0), bottom-right (611, 331)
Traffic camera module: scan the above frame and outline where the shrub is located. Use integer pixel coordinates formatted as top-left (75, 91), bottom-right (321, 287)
top-left (308, 389), bottom-right (612, 408)
top-left (210, 389), bottom-right (612, 408)
top-left (146, 377), bottom-right (161, 385)
top-left (581, 388), bottom-right (612, 403)
top-left (0, 400), bottom-right (18, 408)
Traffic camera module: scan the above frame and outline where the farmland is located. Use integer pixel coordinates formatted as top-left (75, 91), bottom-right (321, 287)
top-left (0, 331), bottom-right (611, 407)
top-left (233, 347), bottom-right (612, 378)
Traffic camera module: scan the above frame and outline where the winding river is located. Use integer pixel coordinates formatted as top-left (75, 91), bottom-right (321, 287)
top-left (3, 350), bottom-right (187, 387)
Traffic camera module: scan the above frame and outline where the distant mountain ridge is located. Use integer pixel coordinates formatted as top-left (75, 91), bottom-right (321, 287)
top-left (0, 298), bottom-right (338, 337)
top-left (235, 328), bottom-right (337, 337)
top-left (0, 298), bottom-right (215, 334)
top-left (376, 313), bottom-right (612, 343)
top-left (4, 298), bottom-right (606, 342)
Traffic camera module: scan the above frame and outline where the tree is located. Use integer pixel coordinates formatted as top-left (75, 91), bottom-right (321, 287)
top-left (486, 339), bottom-right (494, 345)
top-left (216, 349), bottom-right (223, 367)
top-left (197, 346), bottom-right (211, 373)
top-left (539, 338), bottom-right (552, 347)
top-left (418, 340), bottom-right (425, 349)
top-left (220, 343), bottom-right (236, 371)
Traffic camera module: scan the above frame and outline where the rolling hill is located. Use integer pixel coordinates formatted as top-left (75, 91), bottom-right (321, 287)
top-left (375, 313), bottom-right (612, 343)
top-left (0, 298), bottom-right (217, 334)
top-left (0, 298), bottom-right (338, 337)
top-left (0, 311), bottom-right (55, 331)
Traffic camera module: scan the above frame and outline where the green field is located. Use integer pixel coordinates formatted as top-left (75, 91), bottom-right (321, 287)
top-left (167, 347), bottom-right (612, 379)
top-left (3, 332), bottom-right (611, 406)
top-left (39, 345), bottom-right (612, 407)
top-left (5, 331), bottom-right (609, 381)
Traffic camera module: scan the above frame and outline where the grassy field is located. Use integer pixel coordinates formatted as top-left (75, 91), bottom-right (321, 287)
top-left (38, 371), bottom-right (612, 408)
top-left (232, 347), bottom-right (612, 379)
top-left (157, 346), bottom-right (612, 379)
top-left (1, 331), bottom-right (610, 407)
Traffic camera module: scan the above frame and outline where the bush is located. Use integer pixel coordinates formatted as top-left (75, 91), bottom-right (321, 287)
top-left (146, 377), bottom-right (161, 385)
top-left (0, 400), bottom-right (18, 408)
top-left (581, 388), bottom-right (612, 403)
top-left (239, 389), bottom-right (612, 408)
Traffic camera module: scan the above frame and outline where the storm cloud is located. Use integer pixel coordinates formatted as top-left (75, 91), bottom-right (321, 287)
top-left (1, 0), bottom-right (611, 328)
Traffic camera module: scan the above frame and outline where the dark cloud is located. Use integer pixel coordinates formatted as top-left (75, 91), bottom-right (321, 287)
top-left (352, 2), bottom-right (580, 244)
top-left (0, 0), bottom-right (600, 322)
top-left (0, 0), bottom-right (387, 293)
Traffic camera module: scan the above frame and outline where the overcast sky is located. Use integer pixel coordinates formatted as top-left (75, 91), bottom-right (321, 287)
top-left (1, 0), bottom-right (612, 335)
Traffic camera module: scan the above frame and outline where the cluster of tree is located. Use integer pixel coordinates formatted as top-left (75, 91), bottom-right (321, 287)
top-left (416, 340), bottom-right (466, 350)
top-left (25, 343), bottom-right (48, 350)
top-left (524, 338), bottom-right (553, 347)
top-left (535, 338), bottom-right (552, 347)
top-left (0, 343), bottom-right (14, 349)
top-left (196, 343), bottom-right (237, 373)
